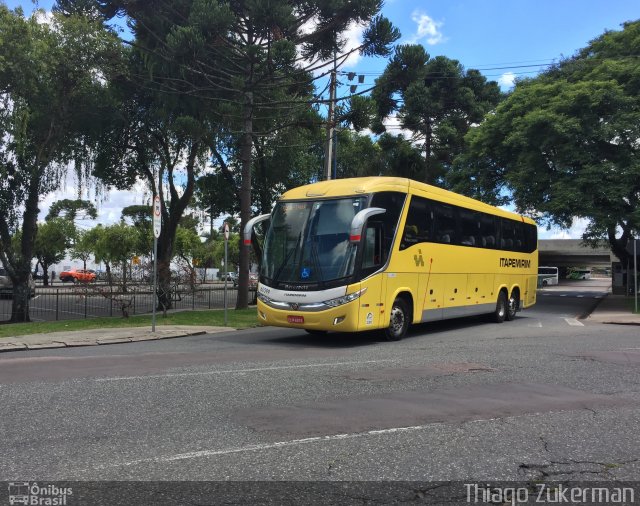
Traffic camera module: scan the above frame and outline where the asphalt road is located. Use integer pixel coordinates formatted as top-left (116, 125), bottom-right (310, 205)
top-left (1, 279), bottom-right (639, 491)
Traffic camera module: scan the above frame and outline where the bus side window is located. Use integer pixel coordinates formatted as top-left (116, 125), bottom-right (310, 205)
top-left (362, 223), bottom-right (384, 269)
top-left (433, 203), bottom-right (457, 245)
top-left (459, 208), bottom-right (480, 247)
top-left (399, 196), bottom-right (430, 250)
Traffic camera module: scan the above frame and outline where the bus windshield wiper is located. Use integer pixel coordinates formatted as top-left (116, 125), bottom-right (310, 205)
top-left (309, 238), bottom-right (324, 283)
top-left (273, 231), bottom-right (301, 282)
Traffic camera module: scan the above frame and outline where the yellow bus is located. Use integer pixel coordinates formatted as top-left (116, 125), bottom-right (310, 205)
top-left (245, 177), bottom-right (538, 340)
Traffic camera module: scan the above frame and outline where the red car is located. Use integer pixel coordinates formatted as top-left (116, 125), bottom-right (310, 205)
top-left (59, 269), bottom-right (96, 283)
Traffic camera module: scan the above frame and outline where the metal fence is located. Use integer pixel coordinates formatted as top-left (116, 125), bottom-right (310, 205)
top-left (0, 282), bottom-right (256, 322)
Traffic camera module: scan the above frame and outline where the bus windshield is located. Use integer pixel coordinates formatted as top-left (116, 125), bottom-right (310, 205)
top-left (261, 197), bottom-right (367, 287)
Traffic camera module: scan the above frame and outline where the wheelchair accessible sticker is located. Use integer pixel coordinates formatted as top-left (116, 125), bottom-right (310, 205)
top-left (300, 267), bottom-right (311, 279)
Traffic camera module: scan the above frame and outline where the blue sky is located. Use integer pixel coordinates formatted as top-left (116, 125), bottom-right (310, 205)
top-left (5, 0), bottom-right (639, 238)
top-left (11, 0), bottom-right (639, 87)
top-left (353, 0), bottom-right (639, 89)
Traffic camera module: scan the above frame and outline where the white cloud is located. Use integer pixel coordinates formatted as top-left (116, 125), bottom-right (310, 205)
top-left (538, 218), bottom-right (589, 240)
top-left (409, 11), bottom-right (446, 46)
top-left (498, 72), bottom-right (516, 90)
top-left (341, 21), bottom-right (366, 68)
top-left (382, 113), bottom-right (415, 142)
top-left (299, 18), bottom-right (365, 74)
top-left (38, 174), bottom-right (152, 229)
top-left (33, 9), bottom-right (54, 26)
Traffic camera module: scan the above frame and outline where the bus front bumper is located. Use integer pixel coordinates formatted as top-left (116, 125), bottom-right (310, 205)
top-left (256, 298), bottom-right (360, 332)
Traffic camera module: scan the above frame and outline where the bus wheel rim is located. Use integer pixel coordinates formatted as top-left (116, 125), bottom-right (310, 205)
top-left (389, 306), bottom-right (404, 335)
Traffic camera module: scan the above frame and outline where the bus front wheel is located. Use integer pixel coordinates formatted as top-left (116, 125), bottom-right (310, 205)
top-left (385, 298), bottom-right (410, 341)
top-left (492, 292), bottom-right (508, 323)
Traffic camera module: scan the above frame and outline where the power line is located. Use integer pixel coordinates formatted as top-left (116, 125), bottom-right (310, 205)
top-left (337, 54), bottom-right (640, 77)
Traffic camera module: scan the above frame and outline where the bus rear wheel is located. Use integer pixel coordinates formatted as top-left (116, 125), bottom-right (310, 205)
top-left (384, 298), bottom-right (410, 341)
top-left (506, 291), bottom-right (518, 321)
top-left (492, 291), bottom-right (508, 323)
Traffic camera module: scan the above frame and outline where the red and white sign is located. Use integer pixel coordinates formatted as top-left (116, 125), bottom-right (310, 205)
top-left (223, 222), bottom-right (230, 242)
top-left (153, 195), bottom-right (161, 238)
top-left (287, 315), bottom-right (304, 324)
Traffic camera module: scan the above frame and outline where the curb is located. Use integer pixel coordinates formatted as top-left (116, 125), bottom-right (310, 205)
top-left (0, 330), bottom-right (209, 354)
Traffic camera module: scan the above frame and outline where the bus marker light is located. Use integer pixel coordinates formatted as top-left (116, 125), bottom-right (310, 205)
top-left (287, 315), bottom-right (304, 324)
top-left (333, 316), bottom-right (345, 325)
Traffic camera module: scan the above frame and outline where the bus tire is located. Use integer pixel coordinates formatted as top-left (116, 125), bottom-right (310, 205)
top-left (542, 279), bottom-right (548, 287)
top-left (492, 291), bottom-right (508, 323)
top-left (385, 297), bottom-right (410, 341)
top-left (506, 290), bottom-right (518, 321)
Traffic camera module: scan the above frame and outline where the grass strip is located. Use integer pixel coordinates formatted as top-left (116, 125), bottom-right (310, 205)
top-left (0, 308), bottom-right (259, 338)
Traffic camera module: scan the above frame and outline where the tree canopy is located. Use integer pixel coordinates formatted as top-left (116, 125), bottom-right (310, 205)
top-left (452, 20), bottom-right (640, 263)
top-left (372, 44), bottom-right (502, 185)
top-left (94, 0), bottom-right (399, 308)
top-left (0, 5), bottom-right (122, 321)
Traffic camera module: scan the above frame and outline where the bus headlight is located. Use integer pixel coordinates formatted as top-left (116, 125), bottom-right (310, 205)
top-left (257, 292), bottom-right (273, 304)
top-left (323, 288), bottom-right (367, 308)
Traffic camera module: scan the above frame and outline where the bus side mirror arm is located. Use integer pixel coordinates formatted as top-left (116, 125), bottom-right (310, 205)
top-left (243, 214), bottom-right (271, 246)
top-left (350, 208), bottom-right (386, 242)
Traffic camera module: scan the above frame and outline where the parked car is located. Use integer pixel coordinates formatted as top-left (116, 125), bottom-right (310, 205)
top-left (0, 267), bottom-right (36, 298)
top-left (59, 269), bottom-right (96, 283)
top-left (220, 272), bottom-right (239, 286)
top-left (249, 272), bottom-right (258, 289)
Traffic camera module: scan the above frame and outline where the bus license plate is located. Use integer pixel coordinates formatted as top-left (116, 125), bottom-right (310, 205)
top-left (287, 315), bottom-right (304, 324)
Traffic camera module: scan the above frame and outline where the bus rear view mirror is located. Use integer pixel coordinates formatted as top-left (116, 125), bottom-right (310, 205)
top-left (243, 214), bottom-right (271, 246)
top-left (350, 207), bottom-right (386, 242)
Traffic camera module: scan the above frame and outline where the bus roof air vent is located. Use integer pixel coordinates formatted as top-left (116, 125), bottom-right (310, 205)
top-left (306, 190), bottom-right (327, 197)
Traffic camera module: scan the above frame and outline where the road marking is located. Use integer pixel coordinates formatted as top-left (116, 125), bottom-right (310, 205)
top-left (93, 411), bottom-right (553, 470)
top-left (564, 318), bottom-right (584, 326)
top-left (97, 424), bottom-right (442, 468)
top-left (94, 360), bottom-right (394, 382)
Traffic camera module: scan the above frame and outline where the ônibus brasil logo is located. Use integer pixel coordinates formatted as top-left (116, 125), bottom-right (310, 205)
top-left (8, 482), bottom-right (72, 506)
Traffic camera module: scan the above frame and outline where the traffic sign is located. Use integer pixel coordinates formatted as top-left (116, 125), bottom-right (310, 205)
top-left (223, 222), bottom-right (230, 242)
top-left (153, 196), bottom-right (161, 238)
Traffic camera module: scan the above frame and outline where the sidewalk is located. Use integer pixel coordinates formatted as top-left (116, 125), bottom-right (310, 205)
top-left (586, 294), bottom-right (640, 325)
top-left (1, 293), bottom-right (638, 353)
top-left (0, 325), bottom-right (235, 352)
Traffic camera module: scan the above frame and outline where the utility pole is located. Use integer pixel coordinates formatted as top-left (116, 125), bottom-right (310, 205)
top-left (324, 67), bottom-right (337, 181)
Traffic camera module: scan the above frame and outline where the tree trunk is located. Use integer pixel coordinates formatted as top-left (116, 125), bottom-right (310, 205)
top-left (424, 120), bottom-right (432, 183)
top-left (42, 261), bottom-right (50, 287)
top-left (10, 281), bottom-right (31, 323)
top-left (156, 238), bottom-right (173, 311)
top-left (608, 226), bottom-right (630, 267)
top-left (9, 169), bottom-right (41, 322)
top-left (153, 142), bottom-right (199, 311)
top-left (237, 90), bottom-right (254, 310)
top-left (122, 260), bottom-right (128, 293)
